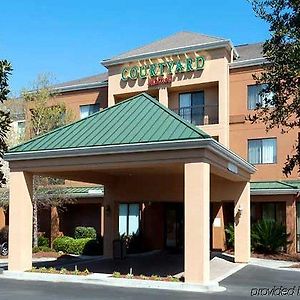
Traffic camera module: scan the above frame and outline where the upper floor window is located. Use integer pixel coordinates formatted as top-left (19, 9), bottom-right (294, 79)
top-left (179, 92), bottom-right (205, 125)
top-left (16, 120), bottom-right (25, 139)
top-left (248, 138), bottom-right (277, 164)
top-left (247, 84), bottom-right (274, 110)
top-left (80, 104), bottom-right (100, 119)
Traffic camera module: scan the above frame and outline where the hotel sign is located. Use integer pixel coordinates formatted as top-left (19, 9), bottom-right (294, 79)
top-left (121, 56), bottom-right (205, 85)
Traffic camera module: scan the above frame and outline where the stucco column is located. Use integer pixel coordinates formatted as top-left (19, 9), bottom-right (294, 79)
top-left (234, 182), bottom-right (250, 263)
top-left (286, 196), bottom-right (296, 254)
top-left (184, 162), bottom-right (210, 284)
top-left (159, 87), bottom-right (168, 107)
top-left (8, 171), bottom-right (33, 271)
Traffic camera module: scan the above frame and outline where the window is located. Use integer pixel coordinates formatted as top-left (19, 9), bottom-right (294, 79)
top-left (119, 203), bottom-right (140, 236)
top-left (248, 138), bottom-right (277, 164)
top-left (251, 202), bottom-right (285, 224)
top-left (248, 84), bottom-right (274, 110)
top-left (79, 104), bottom-right (100, 119)
top-left (16, 120), bottom-right (25, 139)
top-left (179, 92), bottom-right (204, 125)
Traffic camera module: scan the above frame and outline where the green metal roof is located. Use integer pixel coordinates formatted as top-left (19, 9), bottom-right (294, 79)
top-left (9, 93), bottom-right (209, 153)
top-left (39, 186), bottom-right (104, 198)
top-left (250, 180), bottom-right (300, 191)
top-left (0, 186), bottom-right (103, 202)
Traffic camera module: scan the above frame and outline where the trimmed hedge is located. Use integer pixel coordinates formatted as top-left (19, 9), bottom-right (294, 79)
top-left (74, 227), bottom-right (97, 239)
top-left (53, 236), bottom-right (102, 255)
top-left (53, 237), bottom-right (88, 255)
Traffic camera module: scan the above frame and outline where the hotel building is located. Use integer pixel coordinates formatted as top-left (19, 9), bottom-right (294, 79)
top-left (5, 31), bottom-right (300, 283)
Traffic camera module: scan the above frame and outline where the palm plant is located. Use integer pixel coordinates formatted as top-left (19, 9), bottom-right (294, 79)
top-left (251, 219), bottom-right (290, 254)
top-left (225, 223), bottom-right (235, 249)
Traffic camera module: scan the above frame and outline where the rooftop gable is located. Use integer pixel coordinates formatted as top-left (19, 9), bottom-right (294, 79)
top-left (102, 31), bottom-right (237, 66)
top-left (8, 93), bottom-right (210, 154)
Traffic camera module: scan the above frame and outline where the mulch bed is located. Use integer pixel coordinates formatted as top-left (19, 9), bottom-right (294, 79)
top-left (32, 251), bottom-right (61, 258)
top-left (251, 252), bottom-right (300, 262)
top-left (226, 249), bottom-right (300, 262)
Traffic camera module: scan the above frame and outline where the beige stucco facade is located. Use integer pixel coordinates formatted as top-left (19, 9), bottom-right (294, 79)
top-left (107, 49), bottom-right (230, 146)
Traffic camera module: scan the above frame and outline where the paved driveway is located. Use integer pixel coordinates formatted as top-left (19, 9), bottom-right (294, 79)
top-left (222, 264), bottom-right (300, 298)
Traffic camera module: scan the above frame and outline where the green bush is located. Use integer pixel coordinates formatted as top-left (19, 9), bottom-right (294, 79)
top-left (32, 246), bottom-right (53, 253)
top-left (82, 238), bottom-right (103, 255)
top-left (67, 238), bottom-right (92, 255)
top-left (251, 219), bottom-right (290, 254)
top-left (38, 236), bottom-right (50, 247)
top-left (53, 236), bottom-right (74, 253)
top-left (53, 236), bottom-right (95, 255)
top-left (225, 223), bottom-right (235, 249)
top-left (74, 227), bottom-right (97, 239)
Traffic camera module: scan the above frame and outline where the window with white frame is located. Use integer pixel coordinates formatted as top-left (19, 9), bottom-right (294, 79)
top-left (119, 203), bottom-right (140, 236)
top-left (248, 138), bottom-right (277, 164)
top-left (247, 84), bottom-right (274, 110)
top-left (79, 104), bottom-right (100, 119)
top-left (16, 120), bottom-right (25, 138)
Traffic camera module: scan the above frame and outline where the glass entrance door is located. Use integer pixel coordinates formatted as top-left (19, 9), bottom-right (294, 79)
top-left (165, 204), bottom-right (183, 249)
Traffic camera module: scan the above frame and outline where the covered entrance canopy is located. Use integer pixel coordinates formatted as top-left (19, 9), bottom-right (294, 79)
top-left (5, 93), bottom-right (255, 284)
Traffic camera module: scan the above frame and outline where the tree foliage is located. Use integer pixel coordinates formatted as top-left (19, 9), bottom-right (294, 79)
top-left (0, 60), bottom-right (12, 187)
top-left (22, 74), bottom-right (73, 138)
top-left (21, 74), bottom-right (75, 246)
top-left (249, 0), bottom-right (300, 176)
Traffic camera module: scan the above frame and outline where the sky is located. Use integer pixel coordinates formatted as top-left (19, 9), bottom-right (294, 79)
top-left (1, 0), bottom-right (270, 96)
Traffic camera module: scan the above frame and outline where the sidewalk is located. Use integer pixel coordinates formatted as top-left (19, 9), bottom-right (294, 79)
top-left (249, 257), bottom-right (300, 270)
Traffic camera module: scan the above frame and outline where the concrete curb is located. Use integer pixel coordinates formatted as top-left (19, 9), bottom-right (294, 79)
top-left (1, 271), bottom-right (226, 293)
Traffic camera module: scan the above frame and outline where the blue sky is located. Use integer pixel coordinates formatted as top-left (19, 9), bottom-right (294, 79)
top-left (1, 0), bottom-right (270, 96)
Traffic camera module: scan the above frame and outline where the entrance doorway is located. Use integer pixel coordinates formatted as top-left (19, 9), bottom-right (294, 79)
top-left (165, 203), bottom-right (184, 249)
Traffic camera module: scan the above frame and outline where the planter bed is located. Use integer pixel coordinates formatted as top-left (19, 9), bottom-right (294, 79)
top-left (27, 267), bottom-right (91, 276)
top-left (112, 272), bottom-right (181, 282)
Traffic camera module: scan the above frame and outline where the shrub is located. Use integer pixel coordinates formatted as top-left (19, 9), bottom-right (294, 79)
top-left (53, 236), bottom-right (74, 253)
top-left (32, 246), bottom-right (53, 253)
top-left (67, 238), bottom-right (92, 255)
top-left (251, 219), bottom-right (290, 254)
top-left (225, 223), bottom-right (235, 249)
top-left (82, 237), bottom-right (103, 255)
top-left (74, 227), bottom-right (97, 239)
top-left (38, 236), bottom-right (50, 248)
top-left (53, 236), bottom-right (98, 255)
top-left (0, 226), bottom-right (8, 244)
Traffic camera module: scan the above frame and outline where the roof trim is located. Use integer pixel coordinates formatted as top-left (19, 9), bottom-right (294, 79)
top-left (102, 40), bottom-right (239, 67)
top-left (229, 57), bottom-right (266, 69)
top-left (5, 138), bottom-right (256, 174)
top-left (53, 81), bottom-right (108, 93)
top-left (251, 189), bottom-right (299, 195)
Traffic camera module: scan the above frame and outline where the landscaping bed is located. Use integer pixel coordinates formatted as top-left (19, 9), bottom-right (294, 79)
top-left (28, 266), bottom-right (91, 276)
top-left (225, 249), bottom-right (300, 262)
top-left (251, 252), bottom-right (300, 262)
top-left (32, 251), bottom-right (61, 258)
top-left (112, 271), bottom-right (181, 282)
